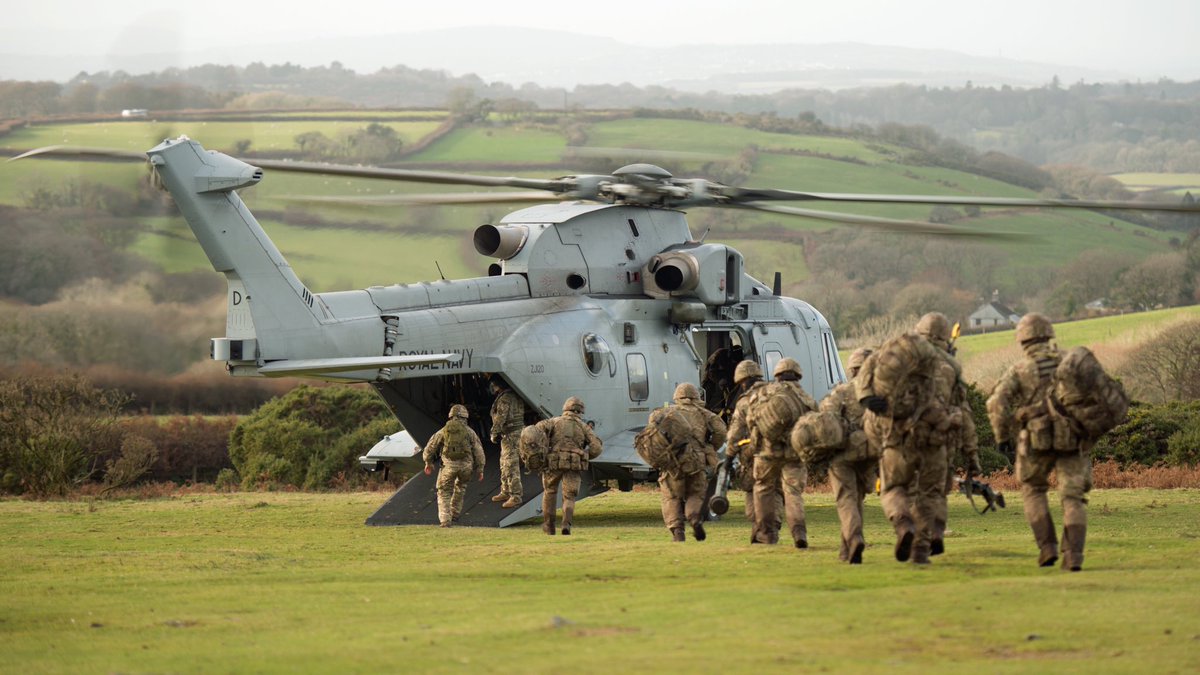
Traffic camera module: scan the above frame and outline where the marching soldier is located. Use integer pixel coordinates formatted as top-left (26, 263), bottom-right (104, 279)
top-left (487, 375), bottom-right (525, 509)
top-left (745, 358), bottom-right (818, 547)
top-left (422, 404), bottom-right (485, 528)
top-left (856, 315), bottom-right (949, 564)
top-left (651, 383), bottom-right (727, 542)
top-left (724, 359), bottom-right (782, 529)
top-left (987, 313), bottom-right (1096, 571)
top-left (915, 312), bottom-right (982, 557)
top-left (819, 347), bottom-right (877, 564)
top-left (538, 397), bottom-right (603, 536)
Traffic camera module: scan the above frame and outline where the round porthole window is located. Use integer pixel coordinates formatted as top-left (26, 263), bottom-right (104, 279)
top-left (581, 333), bottom-right (614, 377)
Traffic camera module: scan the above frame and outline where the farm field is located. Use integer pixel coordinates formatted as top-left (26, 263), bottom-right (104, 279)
top-left (1112, 172), bottom-right (1200, 195)
top-left (2, 489), bottom-right (1198, 673)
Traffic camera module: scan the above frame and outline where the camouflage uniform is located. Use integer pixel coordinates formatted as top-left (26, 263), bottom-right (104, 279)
top-left (489, 380), bottom-right (525, 507)
top-left (652, 383), bottom-right (727, 542)
top-left (820, 348), bottom-right (878, 564)
top-left (538, 396), bottom-right (603, 535)
top-left (422, 405), bottom-right (486, 527)
top-left (916, 313), bottom-right (981, 557)
top-left (987, 313), bottom-right (1091, 571)
top-left (725, 360), bottom-right (782, 529)
top-left (856, 320), bottom-right (948, 564)
top-left (744, 358), bottom-right (817, 547)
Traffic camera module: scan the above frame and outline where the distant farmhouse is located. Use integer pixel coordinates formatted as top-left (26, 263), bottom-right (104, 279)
top-left (968, 293), bottom-right (1020, 329)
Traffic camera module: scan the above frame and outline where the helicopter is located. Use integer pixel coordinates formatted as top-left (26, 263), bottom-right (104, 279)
top-left (13, 138), bottom-right (1200, 527)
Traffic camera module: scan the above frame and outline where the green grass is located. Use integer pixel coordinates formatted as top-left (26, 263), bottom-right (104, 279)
top-left (1112, 172), bottom-right (1200, 192)
top-left (404, 126), bottom-right (568, 164)
top-left (2, 489), bottom-right (1198, 673)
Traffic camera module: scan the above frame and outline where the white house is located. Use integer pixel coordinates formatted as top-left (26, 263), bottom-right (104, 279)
top-left (968, 299), bottom-right (1020, 329)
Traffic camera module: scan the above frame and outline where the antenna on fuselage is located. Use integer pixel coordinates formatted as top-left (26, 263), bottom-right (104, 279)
top-left (773, 271), bottom-right (781, 296)
top-left (435, 260), bottom-right (447, 281)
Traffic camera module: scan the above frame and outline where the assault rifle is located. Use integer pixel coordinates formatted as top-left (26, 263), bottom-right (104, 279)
top-left (956, 475), bottom-right (1006, 514)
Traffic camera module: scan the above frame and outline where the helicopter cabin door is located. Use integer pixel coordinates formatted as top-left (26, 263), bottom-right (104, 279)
top-left (698, 329), bottom-right (749, 414)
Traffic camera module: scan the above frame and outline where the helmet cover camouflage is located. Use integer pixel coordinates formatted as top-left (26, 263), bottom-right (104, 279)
top-left (448, 404), bottom-right (469, 419)
top-left (773, 357), bottom-right (803, 379)
top-left (733, 359), bottom-right (763, 384)
top-left (563, 396), bottom-right (585, 413)
top-left (847, 348), bottom-right (873, 375)
top-left (1016, 312), bottom-right (1055, 344)
top-left (673, 382), bottom-right (701, 401)
top-left (915, 312), bottom-right (952, 345)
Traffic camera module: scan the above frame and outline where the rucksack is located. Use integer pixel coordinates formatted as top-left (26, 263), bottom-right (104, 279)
top-left (747, 381), bottom-right (807, 440)
top-left (861, 333), bottom-right (938, 420)
top-left (518, 423), bottom-right (549, 472)
top-left (440, 419), bottom-right (472, 460)
top-left (789, 411), bottom-right (845, 464)
top-left (1050, 346), bottom-right (1129, 441)
top-left (634, 406), bottom-right (700, 471)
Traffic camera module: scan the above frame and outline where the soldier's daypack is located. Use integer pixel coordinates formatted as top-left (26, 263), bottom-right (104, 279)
top-left (1050, 346), bottom-right (1129, 442)
top-left (440, 419), bottom-right (472, 460)
top-left (519, 423), bottom-right (549, 472)
top-left (859, 333), bottom-right (938, 420)
top-left (789, 411), bottom-right (845, 464)
top-left (634, 406), bottom-right (701, 471)
top-left (747, 382), bottom-right (807, 441)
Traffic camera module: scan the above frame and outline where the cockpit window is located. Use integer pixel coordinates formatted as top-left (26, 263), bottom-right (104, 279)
top-left (582, 333), bottom-right (614, 377)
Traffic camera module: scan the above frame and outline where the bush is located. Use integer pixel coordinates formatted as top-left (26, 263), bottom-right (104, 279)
top-left (119, 414), bottom-right (237, 482)
top-left (0, 374), bottom-right (128, 496)
top-left (1091, 400), bottom-right (1200, 466)
top-left (228, 385), bottom-right (395, 490)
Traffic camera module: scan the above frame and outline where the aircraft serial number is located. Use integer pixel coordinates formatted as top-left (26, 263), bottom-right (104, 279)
top-left (529, 364), bottom-right (545, 374)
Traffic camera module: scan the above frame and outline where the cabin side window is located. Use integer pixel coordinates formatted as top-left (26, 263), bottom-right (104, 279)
top-left (821, 332), bottom-right (839, 386)
top-left (582, 333), bottom-right (615, 377)
top-left (626, 353), bottom-right (649, 402)
top-left (764, 350), bottom-right (783, 382)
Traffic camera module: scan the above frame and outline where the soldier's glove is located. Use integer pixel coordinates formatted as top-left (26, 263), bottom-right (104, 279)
top-left (997, 440), bottom-right (1014, 458)
top-left (490, 435), bottom-right (498, 444)
top-left (861, 396), bottom-right (888, 414)
top-left (423, 464), bottom-right (433, 476)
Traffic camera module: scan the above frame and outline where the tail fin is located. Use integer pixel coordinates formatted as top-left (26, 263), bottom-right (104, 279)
top-left (148, 137), bottom-right (322, 352)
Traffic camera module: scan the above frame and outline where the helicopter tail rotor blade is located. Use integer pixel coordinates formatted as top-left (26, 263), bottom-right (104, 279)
top-left (734, 202), bottom-right (1029, 240)
top-left (8, 145), bottom-right (149, 163)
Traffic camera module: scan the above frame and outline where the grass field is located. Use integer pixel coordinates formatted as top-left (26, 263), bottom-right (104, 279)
top-left (2, 489), bottom-right (1198, 673)
top-left (1112, 172), bottom-right (1200, 195)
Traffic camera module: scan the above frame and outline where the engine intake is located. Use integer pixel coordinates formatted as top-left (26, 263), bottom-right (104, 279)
top-left (473, 224), bottom-right (528, 260)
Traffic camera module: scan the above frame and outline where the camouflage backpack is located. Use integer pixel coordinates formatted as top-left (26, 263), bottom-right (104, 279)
top-left (747, 382), bottom-right (807, 442)
top-left (1050, 347), bottom-right (1129, 441)
top-left (440, 419), bottom-right (472, 460)
top-left (859, 332), bottom-right (939, 420)
top-left (519, 423), bottom-right (549, 472)
top-left (789, 411), bottom-right (846, 464)
top-left (634, 406), bottom-right (698, 471)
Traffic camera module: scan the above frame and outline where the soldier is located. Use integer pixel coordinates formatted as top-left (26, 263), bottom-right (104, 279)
top-left (724, 359), bottom-right (782, 529)
top-left (987, 313), bottom-right (1092, 571)
top-left (856, 316), bottom-right (949, 564)
top-left (819, 347), bottom-right (877, 564)
top-left (537, 396), bottom-right (603, 536)
top-left (422, 404), bottom-right (485, 528)
top-left (702, 343), bottom-right (744, 414)
top-left (915, 312), bottom-right (982, 557)
top-left (487, 375), bottom-right (525, 509)
top-left (744, 357), bottom-right (818, 547)
top-left (651, 383), bottom-right (727, 542)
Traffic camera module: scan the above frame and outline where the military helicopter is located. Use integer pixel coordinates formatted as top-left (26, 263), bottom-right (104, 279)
top-left (14, 139), bottom-right (1199, 527)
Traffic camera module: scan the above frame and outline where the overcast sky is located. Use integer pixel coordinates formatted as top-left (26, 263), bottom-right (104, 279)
top-left (6, 0), bottom-right (1199, 80)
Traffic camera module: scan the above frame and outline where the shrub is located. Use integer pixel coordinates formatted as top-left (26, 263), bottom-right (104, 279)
top-left (1091, 400), bottom-right (1200, 466)
top-left (228, 385), bottom-right (395, 490)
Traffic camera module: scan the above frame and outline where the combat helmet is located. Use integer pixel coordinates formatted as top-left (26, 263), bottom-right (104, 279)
top-left (847, 348), bottom-right (873, 376)
top-left (563, 396), bottom-right (585, 414)
top-left (1015, 313), bottom-right (1055, 344)
top-left (915, 312), bottom-right (952, 348)
top-left (773, 357), bottom-right (803, 380)
top-left (673, 382), bottom-right (701, 402)
top-left (733, 359), bottom-right (763, 384)
top-left (448, 404), bottom-right (469, 419)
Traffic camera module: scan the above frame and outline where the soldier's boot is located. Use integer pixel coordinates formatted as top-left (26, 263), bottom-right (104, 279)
top-left (501, 497), bottom-right (521, 508)
top-left (491, 493), bottom-right (509, 502)
top-left (1061, 525), bottom-right (1086, 572)
top-left (930, 520), bottom-right (946, 556)
top-left (439, 521), bottom-right (451, 528)
top-left (849, 536), bottom-right (865, 565)
top-left (692, 522), bottom-right (706, 542)
top-left (1030, 513), bottom-right (1059, 567)
top-left (542, 513), bottom-right (556, 536)
top-left (911, 543), bottom-right (932, 565)
top-left (671, 528), bottom-right (686, 542)
top-left (791, 523), bottom-right (808, 549)
top-left (541, 492), bottom-right (556, 535)
top-left (561, 505), bottom-right (574, 536)
top-left (893, 518), bottom-right (915, 563)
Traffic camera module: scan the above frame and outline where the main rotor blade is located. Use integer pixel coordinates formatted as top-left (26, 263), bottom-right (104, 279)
top-left (279, 191), bottom-right (563, 207)
top-left (723, 187), bottom-right (1200, 213)
top-left (8, 145), bottom-right (148, 163)
top-left (251, 159), bottom-right (569, 192)
top-left (735, 202), bottom-right (1027, 239)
